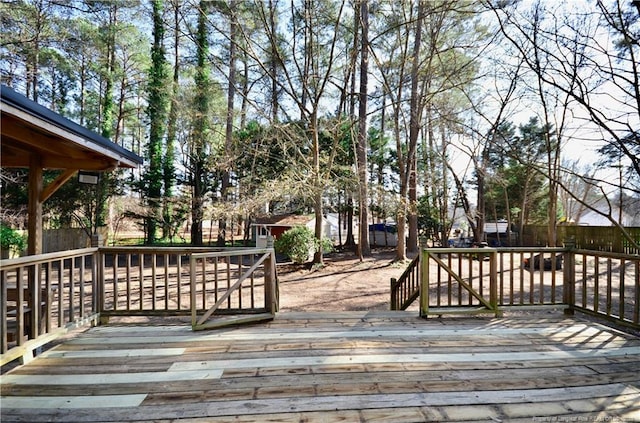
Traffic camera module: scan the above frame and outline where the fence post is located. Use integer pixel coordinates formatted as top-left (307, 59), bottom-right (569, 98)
top-left (563, 240), bottom-right (576, 315)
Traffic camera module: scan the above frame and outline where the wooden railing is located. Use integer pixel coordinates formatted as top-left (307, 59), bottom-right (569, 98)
top-left (190, 248), bottom-right (278, 330)
top-left (569, 249), bottom-right (640, 326)
top-left (395, 246), bottom-right (640, 329)
top-left (495, 248), bottom-right (566, 308)
top-left (1, 248), bottom-right (100, 365)
top-left (97, 246), bottom-right (222, 318)
top-left (390, 255), bottom-right (420, 310)
top-left (1, 246), bottom-right (278, 366)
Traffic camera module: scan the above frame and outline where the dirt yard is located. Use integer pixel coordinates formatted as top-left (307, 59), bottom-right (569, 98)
top-left (276, 248), bottom-right (415, 312)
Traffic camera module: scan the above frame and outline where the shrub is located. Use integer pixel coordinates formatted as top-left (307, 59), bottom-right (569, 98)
top-left (0, 223), bottom-right (26, 255)
top-left (274, 226), bottom-right (315, 264)
top-left (317, 236), bottom-right (335, 255)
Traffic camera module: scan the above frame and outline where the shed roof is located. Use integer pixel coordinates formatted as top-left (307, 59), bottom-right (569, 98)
top-left (1, 85), bottom-right (142, 170)
top-left (253, 214), bottom-right (315, 227)
top-left (485, 221), bottom-right (510, 234)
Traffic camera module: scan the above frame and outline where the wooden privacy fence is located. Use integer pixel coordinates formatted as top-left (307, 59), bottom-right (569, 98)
top-left (523, 225), bottom-right (640, 254)
top-left (391, 246), bottom-right (640, 329)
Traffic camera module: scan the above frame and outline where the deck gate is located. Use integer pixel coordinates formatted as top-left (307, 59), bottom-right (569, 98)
top-left (420, 248), bottom-right (501, 317)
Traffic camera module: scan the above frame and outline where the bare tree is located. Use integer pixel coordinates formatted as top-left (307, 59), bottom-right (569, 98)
top-left (356, 0), bottom-right (370, 259)
top-left (237, 0), bottom-right (349, 264)
top-left (488, 0), bottom-right (640, 249)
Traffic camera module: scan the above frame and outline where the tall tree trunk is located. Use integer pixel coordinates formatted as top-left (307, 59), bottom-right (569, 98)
top-left (191, 0), bottom-right (210, 246)
top-left (406, 0), bottom-right (425, 254)
top-left (311, 111), bottom-right (324, 264)
top-left (163, 0), bottom-right (180, 239)
top-left (95, 3), bottom-right (118, 231)
top-left (146, 0), bottom-right (168, 244)
top-left (268, 0), bottom-right (279, 122)
top-left (219, 2), bottom-right (238, 247)
top-left (356, 0), bottom-right (370, 259)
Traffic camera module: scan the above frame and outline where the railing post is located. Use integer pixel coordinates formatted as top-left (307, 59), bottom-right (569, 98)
top-left (264, 249), bottom-right (278, 313)
top-left (390, 278), bottom-right (397, 310)
top-left (96, 249), bottom-right (109, 325)
top-left (92, 249), bottom-right (100, 325)
top-left (489, 250), bottom-right (501, 317)
top-left (563, 241), bottom-right (576, 316)
top-left (419, 249), bottom-right (429, 318)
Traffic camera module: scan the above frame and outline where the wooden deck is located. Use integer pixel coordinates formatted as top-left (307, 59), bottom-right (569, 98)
top-left (1, 311), bottom-right (640, 422)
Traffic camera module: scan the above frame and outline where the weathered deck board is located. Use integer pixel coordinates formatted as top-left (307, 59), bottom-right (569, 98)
top-left (1, 311), bottom-right (639, 422)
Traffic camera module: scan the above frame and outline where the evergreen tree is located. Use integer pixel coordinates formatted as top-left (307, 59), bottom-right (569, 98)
top-left (191, 0), bottom-right (211, 246)
top-left (145, 0), bottom-right (169, 244)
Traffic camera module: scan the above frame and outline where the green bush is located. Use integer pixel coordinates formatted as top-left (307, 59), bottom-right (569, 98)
top-left (274, 226), bottom-right (336, 264)
top-left (274, 226), bottom-right (315, 264)
top-left (317, 236), bottom-right (335, 255)
top-left (0, 223), bottom-right (26, 254)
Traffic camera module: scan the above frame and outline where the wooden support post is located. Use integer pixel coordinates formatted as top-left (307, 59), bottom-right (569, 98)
top-left (563, 243), bottom-right (576, 316)
top-left (489, 250), bottom-right (501, 317)
top-left (419, 249), bottom-right (429, 318)
top-left (390, 278), bottom-right (397, 310)
top-left (264, 249), bottom-right (278, 314)
top-left (28, 155), bottom-right (43, 256)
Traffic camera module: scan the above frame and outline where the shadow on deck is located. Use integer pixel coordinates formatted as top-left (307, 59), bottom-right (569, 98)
top-left (1, 311), bottom-right (639, 422)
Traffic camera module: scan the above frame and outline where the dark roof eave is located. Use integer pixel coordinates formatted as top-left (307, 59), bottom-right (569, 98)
top-left (1, 85), bottom-right (142, 167)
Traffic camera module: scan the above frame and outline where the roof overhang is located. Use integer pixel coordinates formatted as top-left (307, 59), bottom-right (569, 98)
top-left (1, 85), bottom-right (142, 170)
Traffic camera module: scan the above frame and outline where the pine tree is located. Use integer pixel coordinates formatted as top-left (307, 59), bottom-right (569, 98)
top-left (145, 0), bottom-right (169, 244)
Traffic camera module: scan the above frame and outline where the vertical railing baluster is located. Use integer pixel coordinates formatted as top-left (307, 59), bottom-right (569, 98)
top-left (606, 258), bottom-right (612, 317)
top-left (126, 253), bottom-right (131, 311)
top-left (619, 258), bottom-right (625, 320)
top-left (238, 254), bottom-right (243, 310)
top-left (1, 270), bottom-right (7, 353)
top-left (250, 253), bottom-right (255, 309)
top-left (16, 267), bottom-right (24, 346)
top-left (79, 255), bottom-right (85, 319)
top-left (138, 253), bottom-right (144, 310)
top-left (190, 255), bottom-right (197, 327)
top-left (226, 258), bottom-right (231, 309)
top-left (594, 257), bottom-right (600, 313)
top-left (164, 253), bottom-right (169, 311)
top-left (68, 259), bottom-right (74, 322)
top-left (581, 253), bottom-right (587, 308)
top-left (151, 253), bottom-right (157, 311)
top-left (509, 251), bottom-right (515, 306)
top-left (634, 260), bottom-right (639, 325)
top-left (201, 256), bottom-right (206, 311)
top-left (112, 254), bottom-right (118, 311)
top-left (177, 254), bottom-right (183, 310)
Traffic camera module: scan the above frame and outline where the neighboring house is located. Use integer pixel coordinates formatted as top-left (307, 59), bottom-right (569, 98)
top-left (578, 208), bottom-right (640, 226)
top-left (252, 213), bottom-right (339, 248)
